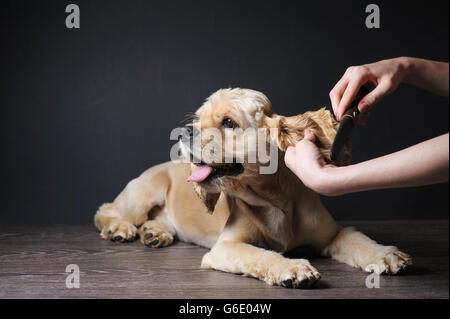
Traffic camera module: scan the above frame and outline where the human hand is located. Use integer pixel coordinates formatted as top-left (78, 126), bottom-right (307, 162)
top-left (284, 130), bottom-right (338, 195)
top-left (330, 57), bottom-right (409, 122)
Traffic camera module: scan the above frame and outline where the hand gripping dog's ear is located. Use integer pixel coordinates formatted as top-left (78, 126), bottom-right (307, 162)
top-left (264, 108), bottom-right (351, 166)
top-left (192, 182), bottom-right (220, 214)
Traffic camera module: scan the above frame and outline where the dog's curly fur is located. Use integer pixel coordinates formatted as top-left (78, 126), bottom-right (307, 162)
top-left (94, 88), bottom-right (411, 288)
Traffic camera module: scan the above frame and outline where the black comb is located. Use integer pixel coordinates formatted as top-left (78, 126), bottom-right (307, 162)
top-left (330, 86), bottom-right (372, 163)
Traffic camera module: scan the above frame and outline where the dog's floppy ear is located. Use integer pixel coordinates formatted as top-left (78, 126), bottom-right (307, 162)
top-left (192, 182), bottom-right (220, 214)
top-left (265, 108), bottom-right (351, 165)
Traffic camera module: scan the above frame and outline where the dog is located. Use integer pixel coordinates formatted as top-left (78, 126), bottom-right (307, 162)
top-left (94, 88), bottom-right (411, 288)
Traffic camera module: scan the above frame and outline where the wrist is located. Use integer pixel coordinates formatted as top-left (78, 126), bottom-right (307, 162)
top-left (313, 166), bottom-right (345, 196)
top-left (395, 57), bottom-right (416, 84)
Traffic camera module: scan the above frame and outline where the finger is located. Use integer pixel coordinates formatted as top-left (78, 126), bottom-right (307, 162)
top-left (337, 73), bottom-right (368, 121)
top-left (358, 81), bottom-right (391, 113)
top-left (329, 77), bottom-right (349, 118)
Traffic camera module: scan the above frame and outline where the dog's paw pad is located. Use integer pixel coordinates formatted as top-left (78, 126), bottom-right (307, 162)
top-left (100, 219), bottom-right (137, 243)
top-left (139, 222), bottom-right (173, 248)
top-left (365, 250), bottom-right (412, 275)
top-left (278, 259), bottom-right (321, 289)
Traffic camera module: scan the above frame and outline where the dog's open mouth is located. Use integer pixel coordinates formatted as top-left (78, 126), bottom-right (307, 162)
top-left (187, 163), bottom-right (244, 183)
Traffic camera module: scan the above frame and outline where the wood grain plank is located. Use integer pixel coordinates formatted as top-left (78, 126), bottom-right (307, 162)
top-left (0, 221), bottom-right (448, 299)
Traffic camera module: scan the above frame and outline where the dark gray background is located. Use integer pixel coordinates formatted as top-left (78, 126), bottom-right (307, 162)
top-left (0, 0), bottom-right (448, 224)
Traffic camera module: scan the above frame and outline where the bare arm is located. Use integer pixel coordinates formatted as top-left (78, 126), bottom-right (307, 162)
top-left (320, 133), bottom-right (449, 195)
top-left (403, 57), bottom-right (449, 98)
top-left (285, 131), bottom-right (449, 196)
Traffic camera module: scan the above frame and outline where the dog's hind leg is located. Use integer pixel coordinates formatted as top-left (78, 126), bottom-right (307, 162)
top-left (138, 218), bottom-right (175, 248)
top-left (321, 227), bottom-right (412, 275)
top-left (94, 165), bottom-right (170, 243)
top-left (95, 202), bottom-right (138, 242)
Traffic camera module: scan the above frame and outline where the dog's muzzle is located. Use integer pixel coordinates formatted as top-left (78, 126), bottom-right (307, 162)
top-left (180, 126), bottom-right (244, 183)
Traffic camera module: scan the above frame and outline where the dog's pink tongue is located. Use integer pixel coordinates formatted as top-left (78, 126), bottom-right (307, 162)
top-left (187, 165), bottom-right (213, 182)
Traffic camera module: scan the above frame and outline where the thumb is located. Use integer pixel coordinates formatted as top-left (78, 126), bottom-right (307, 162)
top-left (303, 129), bottom-right (316, 142)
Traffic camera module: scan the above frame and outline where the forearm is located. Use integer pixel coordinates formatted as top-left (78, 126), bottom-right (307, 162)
top-left (401, 57), bottom-right (449, 97)
top-left (322, 133), bottom-right (449, 196)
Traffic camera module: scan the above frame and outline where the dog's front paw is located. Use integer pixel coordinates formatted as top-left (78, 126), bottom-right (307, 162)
top-left (139, 221), bottom-right (173, 248)
top-left (271, 259), bottom-right (321, 289)
top-left (364, 249), bottom-right (412, 275)
top-left (100, 218), bottom-right (137, 242)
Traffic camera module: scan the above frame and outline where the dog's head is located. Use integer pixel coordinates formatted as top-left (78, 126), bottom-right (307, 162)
top-left (180, 88), bottom-right (351, 213)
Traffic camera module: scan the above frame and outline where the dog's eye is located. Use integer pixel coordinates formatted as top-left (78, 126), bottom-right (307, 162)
top-left (222, 118), bottom-right (238, 129)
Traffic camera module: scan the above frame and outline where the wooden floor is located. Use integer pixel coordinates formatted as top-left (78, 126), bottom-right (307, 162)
top-left (0, 221), bottom-right (448, 299)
